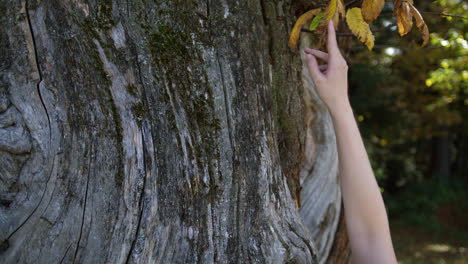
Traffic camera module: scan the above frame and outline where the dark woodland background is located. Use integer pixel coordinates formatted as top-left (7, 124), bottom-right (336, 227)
top-left (346, 0), bottom-right (467, 262)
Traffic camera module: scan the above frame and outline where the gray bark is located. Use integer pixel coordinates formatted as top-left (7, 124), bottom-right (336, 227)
top-left (0, 0), bottom-right (344, 263)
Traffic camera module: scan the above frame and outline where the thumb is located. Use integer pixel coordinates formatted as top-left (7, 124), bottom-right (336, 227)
top-left (306, 54), bottom-right (325, 82)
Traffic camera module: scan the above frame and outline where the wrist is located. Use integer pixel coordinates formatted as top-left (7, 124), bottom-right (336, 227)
top-left (327, 99), bottom-right (352, 117)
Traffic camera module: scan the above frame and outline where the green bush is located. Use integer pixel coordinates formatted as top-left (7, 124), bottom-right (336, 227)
top-left (385, 179), bottom-right (468, 234)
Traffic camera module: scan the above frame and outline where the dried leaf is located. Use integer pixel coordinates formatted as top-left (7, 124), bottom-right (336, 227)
top-left (394, 0), bottom-right (429, 46)
top-left (333, 0), bottom-right (346, 28)
top-left (338, 0), bottom-right (346, 18)
top-left (396, 0), bottom-right (413, 36)
top-left (333, 10), bottom-right (340, 28)
top-left (288, 8), bottom-right (322, 49)
top-left (393, 0), bottom-right (402, 14)
top-left (310, 0), bottom-right (345, 31)
top-left (324, 0), bottom-right (338, 20)
top-left (361, 0), bottom-right (385, 23)
top-left (409, 4), bottom-right (429, 46)
top-left (346, 8), bottom-right (375, 50)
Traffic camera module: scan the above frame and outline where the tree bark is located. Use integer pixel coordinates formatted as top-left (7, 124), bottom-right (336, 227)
top-left (0, 0), bottom-right (346, 263)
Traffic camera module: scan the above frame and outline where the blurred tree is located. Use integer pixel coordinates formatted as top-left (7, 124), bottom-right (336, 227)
top-left (347, 0), bottom-right (467, 189)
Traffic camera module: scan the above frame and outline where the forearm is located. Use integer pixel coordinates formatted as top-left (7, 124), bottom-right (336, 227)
top-left (330, 102), bottom-right (397, 263)
top-left (304, 21), bottom-right (397, 262)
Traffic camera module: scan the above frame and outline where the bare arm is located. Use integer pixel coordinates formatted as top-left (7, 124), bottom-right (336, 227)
top-left (304, 21), bottom-right (398, 264)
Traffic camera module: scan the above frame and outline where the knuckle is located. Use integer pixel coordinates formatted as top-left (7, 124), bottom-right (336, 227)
top-left (338, 61), bottom-right (348, 70)
top-left (314, 77), bottom-right (326, 84)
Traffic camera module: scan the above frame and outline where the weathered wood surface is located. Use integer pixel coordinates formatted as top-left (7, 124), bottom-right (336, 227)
top-left (299, 37), bottom-right (343, 264)
top-left (0, 0), bottom-right (344, 263)
top-left (327, 207), bottom-right (352, 263)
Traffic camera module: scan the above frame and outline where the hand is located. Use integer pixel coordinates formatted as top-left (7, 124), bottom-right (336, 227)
top-left (304, 21), bottom-right (350, 114)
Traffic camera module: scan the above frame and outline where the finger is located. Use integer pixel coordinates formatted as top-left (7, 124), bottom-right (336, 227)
top-left (319, 64), bottom-right (328, 71)
top-left (306, 54), bottom-right (325, 81)
top-left (304, 48), bottom-right (329, 62)
top-left (327, 20), bottom-right (339, 55)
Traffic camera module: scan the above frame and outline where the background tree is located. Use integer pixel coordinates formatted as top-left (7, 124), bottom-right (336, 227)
top-left (347, 0), bottom-right (467, 188)
top-left (346, 1), bottom-right (467, 262)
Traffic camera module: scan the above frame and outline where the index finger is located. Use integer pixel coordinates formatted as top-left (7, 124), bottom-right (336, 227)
top-left (327, 20), bottom-right (339, 55)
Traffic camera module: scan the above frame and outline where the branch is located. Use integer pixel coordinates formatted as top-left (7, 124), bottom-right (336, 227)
top-left (300, 29), bottom-right (354, 36)
top-left (379, 11), bottom-right (468, 20)
top-left (299, 10), bottom-right (466, 36)
top-left (345, 0), bottom-right (362, 7)
top-left (420, 11), bottom-right (468, 20)
top-left (301, 24), bottom-right (396, 35)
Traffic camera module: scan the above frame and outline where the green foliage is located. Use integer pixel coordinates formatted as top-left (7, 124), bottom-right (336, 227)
top-left (349, 62), bottom-right (424, 186)
top-left (424, 0), bottom-right (468, 118)
top-left (348, 0), bottom-right (467, 188)
top-left (343, 1), bottom-right (468, 261)
top-left (385, 179), bottom-right (468, 236)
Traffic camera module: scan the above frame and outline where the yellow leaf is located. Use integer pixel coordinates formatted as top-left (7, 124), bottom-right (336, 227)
top-left (333, 10), bottom-right (340, 28)
top-left (362, 0), bottom-right (385, 23)
top-left (333, 0), bottom-right (346, 28)
top-left (324, 0), bottom-right (338, 21)
top-left (338, 0), bottom-right (346, 18)
top-left (311, 0), bottom-right (345, 31)
top-left (409, 4), bottom-right (430, 46)
top-left (288, 8), bottom-right (322, 49)
top-left (346, 8), bottom-right (375, 50)
top-left (395, 0), bottom-right (413, 36)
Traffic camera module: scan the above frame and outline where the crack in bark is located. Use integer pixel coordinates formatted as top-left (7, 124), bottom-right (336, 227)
top-left (72, 141), bottom-right (93, 264)
top-left (259, 0), bottom-right (269, 26)
top-left (25, 0), bottom-right (51, 144)
top-left (235, 167), bottom-right (243, 260)
top-left (124, 125), bottom-right (149, 264)
top-left (5, 0), bottom-right (58, 243)
top-left (210, 203), bottom-right (217, 263)
top-left (6, 155), bottom-right (57, 240)
top-left (123, 42), bottom-right (153, 262)
top-left (215, 54), bottom-right (234, 151)
top-left (38, 216), bottom-right (53, 226)
top-left (39, 178), bottom-right (58, 222)
top-left (126, 0), bottom-right (130, 17)
top-left (287, 222), bottom-right (317, 261)
top-left (270, 219), bottom-right (291, 252)
top-left (59, 243), bottom-right (73, 264)
top-left (259, 0), bottom-right (275, 64)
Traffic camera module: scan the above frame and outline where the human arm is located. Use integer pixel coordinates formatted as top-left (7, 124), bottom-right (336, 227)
top-left (304, 21), bottom-right (398, 264)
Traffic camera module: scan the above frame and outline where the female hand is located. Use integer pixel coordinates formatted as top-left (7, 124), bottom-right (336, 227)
top-left (304, 21), bottom-right (350, 114)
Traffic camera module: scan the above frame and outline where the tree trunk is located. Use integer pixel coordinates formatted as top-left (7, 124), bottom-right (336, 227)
top-left (0, 0), bottom-right (347, 263)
